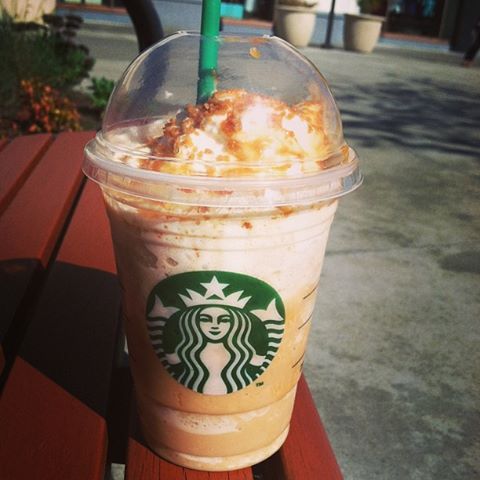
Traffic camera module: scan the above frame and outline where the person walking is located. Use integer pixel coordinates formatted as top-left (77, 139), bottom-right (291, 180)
top-left (463, 16), bottom-right (480, 67)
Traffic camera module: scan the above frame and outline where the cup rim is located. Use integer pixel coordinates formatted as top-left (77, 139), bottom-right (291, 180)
top-left (83, 135), bottom-right (363, 207)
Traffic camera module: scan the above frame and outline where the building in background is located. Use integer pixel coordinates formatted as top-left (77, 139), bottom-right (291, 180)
top-left (386, 0), bottom-right (447, 37)
top-left (316, 0), bottom-right (358, 14)
top-left (55, 0), bottom-right (480, 51)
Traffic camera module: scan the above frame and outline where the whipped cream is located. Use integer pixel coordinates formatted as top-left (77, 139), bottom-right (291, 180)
top-left (108, 89), bottom-right (348, 177)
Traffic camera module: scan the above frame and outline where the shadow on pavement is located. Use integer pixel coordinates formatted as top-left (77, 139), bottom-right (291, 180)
top-left (337, 76), bottom-right (480, 159)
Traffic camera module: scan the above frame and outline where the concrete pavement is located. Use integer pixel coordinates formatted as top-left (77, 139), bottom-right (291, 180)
top-left (303, 45), bottom-right (480, 480)
top-left (77, 23), bottom-right (480, 480)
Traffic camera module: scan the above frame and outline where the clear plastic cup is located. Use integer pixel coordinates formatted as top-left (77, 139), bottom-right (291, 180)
top-left (83, 32), bottom-right (362, 471)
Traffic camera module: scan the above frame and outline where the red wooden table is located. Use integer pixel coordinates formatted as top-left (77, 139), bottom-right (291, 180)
top-left (0, 132), bottom-right (343, 480)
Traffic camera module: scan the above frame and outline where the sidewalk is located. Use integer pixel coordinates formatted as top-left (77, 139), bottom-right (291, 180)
top-left (64, 4), bottom-right (453, 52)
top-left (77, 22), bottom-right (480, 480)
top-left (302, 44), bottom-right (480, 480)
top-left (77, 18), bottom-right (468, 84)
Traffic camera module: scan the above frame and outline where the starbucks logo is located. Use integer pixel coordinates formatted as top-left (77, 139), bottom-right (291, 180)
top-left (146, 271), bottom-right (285, 395)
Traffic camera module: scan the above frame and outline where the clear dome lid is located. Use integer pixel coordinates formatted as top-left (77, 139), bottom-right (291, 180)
top-left (84, 32), bottom-right (362, 206)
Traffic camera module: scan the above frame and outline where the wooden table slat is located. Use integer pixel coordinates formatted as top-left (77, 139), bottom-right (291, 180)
top-left (56, 180), bottom-right (116, 273)
top-left (126, 439), bottom-right (184, 480)
top-left (279, 375), bottom-right (343, 479)
top-left (186, 469), bottom-right (254, 480)
top-left (0, 180), bottom-right (120, 479)
top-left (0, 358), bottom-right (107, 480)
top-left (186, 467), bottom-right (254, 479)
top-left (0, 133), bottom-right (52, 214)
top-left (0, 131), bottom-right (92, 363)
top-left (0, 131), bottom-right (92, 264)
top-left (18, 180), bottom-right (121, 412)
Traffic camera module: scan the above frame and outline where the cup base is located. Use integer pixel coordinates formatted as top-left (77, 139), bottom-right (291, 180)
top-left (150, 424), bottom-right (290, 471)
top-left (134, 384), bottom-right (298, 471)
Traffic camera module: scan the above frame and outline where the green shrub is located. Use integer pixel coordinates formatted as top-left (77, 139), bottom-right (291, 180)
top-left (88, 76), bottom-right (116, 111)
top-left (0, 13), bottom-right (93, 135)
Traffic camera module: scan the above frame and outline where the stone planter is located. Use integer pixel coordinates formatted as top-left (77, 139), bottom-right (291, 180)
top-left (2, 0), bottom-right (55, 23)
top-left (274, 4), bottom-right (317, 48)
top-left (343, 13), bottom-right (384, 53)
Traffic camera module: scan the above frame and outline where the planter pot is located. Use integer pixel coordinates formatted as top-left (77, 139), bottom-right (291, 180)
top-left (343, 13), bottom-right (384, 53)
top-left (274, 5), bottom-right (317, 48)
top-left (2, 0), bottom-right (55, 22)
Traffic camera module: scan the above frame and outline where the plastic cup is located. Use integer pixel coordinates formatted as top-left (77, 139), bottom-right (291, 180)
top-left (83, 32), bottom-right (362, 471)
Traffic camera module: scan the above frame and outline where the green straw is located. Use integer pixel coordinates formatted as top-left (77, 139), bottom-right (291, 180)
top-left (197, 0), bottom-right (221, 104)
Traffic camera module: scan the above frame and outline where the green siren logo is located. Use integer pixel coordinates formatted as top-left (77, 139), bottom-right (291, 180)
top-left (146, 271), bottom-right (285, 395)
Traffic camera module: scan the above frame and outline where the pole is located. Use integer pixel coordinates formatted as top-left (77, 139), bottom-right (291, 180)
top-left (322, 0), bottom-right (336, 49)
top-left (123, 0), bottom-right (164, 52)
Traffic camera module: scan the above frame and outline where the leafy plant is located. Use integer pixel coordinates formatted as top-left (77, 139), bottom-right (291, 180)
top-left (88, 77), bottom-right (115, 111)
top-left (1, 79), bottom-right (80, 137)
top-left (0, 14), bottom-right (93, 89)
top-left (0, 12), bottom-right (93, 135)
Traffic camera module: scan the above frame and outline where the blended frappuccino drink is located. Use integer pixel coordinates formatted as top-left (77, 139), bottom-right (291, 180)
top-left (84, 33), bottom-right (361, 471)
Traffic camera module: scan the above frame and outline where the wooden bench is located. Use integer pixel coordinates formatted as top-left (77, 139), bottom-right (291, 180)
top-left (0, 132), bottom-right (343, 480)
